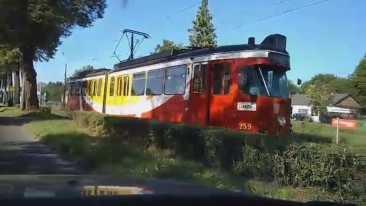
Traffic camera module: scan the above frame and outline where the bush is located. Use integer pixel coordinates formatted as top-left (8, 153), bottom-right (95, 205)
top-left (281, 144), bottom-right (356, 191)
top-left (304, 115), bottom-right (314, 122)
top-left (39, 106), bottom-right (51, 113)
top-left (234, 143), bottom-right (357, 192)
top-left (71, 111), bottom-right (361, 197)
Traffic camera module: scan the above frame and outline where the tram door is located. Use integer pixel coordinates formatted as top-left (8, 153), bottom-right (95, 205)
top-left (187, 62), bottom-right (210, 126)
top-left (187, 61), bottom-right (232, 127)
top-left (207, 61), bottom-right (232, 127)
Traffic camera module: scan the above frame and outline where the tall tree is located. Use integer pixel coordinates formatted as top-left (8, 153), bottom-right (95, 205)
top-left (0, 0), bottom-right (106, 110)
top-left (188, 0), bottom-right (217, 48)
top-left (351, 54), bottom-right (366, 113)
top-left (154, 39), bottom-right (184, 54)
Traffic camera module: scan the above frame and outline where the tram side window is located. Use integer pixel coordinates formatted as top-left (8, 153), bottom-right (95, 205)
top-left (97, 78), bottom-right (102, 96)
top-left (69, 82), bottom-right (74, 95)
top-left (86, 81), bottom-right (89, 96)
top-left (123, 76), bottom-right (129, 96)
top-left (88, 81), bottom-right (92, 96)
top-left (146, 69), bottom-right (163, 95)
top-left (193, 64), bottom-right (206, 94)
top-left (213, 63), bottom-right (231, 95)
top-left (92, 80), bottom-right (97, 96)
top-left (223, 63), bottom-right (231, 94)
top-left (85, 81), bottom-right (89, 95)
top-left (81, 81), bottom-right (87, 96)
top-left (84, 81), bottom-right (88, 95)
top-left (116, 76), bottom-right (123, 96)
top-left (164, 65), bottom-right (186, 95)
top-left (75, 82), bottom-right (81, 95)
top-left (131, 72), bottom-right (146, 96)
top-left (213, 64), bottom-right (223, 94)
top-left (109, 77), bottom-right (115, 96)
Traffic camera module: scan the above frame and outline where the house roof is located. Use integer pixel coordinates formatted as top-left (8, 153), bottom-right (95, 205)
top-left (291, 93), bottom-right (350, 106)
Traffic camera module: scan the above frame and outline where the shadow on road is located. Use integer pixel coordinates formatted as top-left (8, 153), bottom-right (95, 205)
top-left (0, 141), bottom-right (80, 175)
top-left (0, 113), bottom-right (80, 175)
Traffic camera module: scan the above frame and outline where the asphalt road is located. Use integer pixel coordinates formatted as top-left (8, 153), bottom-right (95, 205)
top-left (0, 116), bottom-right (80, 175)
top-left (0, 116), bottom-right (247, 198)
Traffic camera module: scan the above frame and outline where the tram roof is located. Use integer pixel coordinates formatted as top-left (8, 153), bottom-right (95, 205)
top-left (112, 34), bottom-right (289, 73)
top-left (67, 68), bottom-right (110, 81)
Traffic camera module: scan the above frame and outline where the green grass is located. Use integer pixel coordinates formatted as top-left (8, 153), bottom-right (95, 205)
top-left (291, 121), bottom-right (366, 147)
top-left (0, 106), bottom-right (359, 202)
top-left (0, 105), bottom-right (24, 117)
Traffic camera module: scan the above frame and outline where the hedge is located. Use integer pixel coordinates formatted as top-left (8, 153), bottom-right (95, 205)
top-left (71, 111), bottom-right (361, 197)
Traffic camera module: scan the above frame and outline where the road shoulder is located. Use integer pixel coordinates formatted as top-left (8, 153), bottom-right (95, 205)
top-left (0, 111), bottom-right (80, 175)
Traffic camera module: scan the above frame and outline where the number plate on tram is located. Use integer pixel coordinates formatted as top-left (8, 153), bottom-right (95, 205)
top-left (237, 102), bottom-right (256, 111)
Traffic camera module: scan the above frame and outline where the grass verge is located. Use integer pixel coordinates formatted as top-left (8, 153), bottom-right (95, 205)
top-left (291, 121), bottom-right (366, 147)
top-left (0, 105), bottom-right (24, 117)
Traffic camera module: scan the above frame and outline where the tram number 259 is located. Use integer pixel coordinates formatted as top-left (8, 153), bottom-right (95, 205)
top-left (239, 123), bottom-right (252, 130)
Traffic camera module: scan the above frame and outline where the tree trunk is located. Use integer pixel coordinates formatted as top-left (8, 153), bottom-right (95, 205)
top-left (13, 69), bottom-right (20, 105)
top-left (20, 70), bottom-right (26, 110)
top-left (6, 70), bottom-right (13, 106)
top-left (0, 79), bottom-right (3, 104)
top-left (2, 76), bottom-right (7, 105)
top-left (20, 47), bottom-right (39, 110)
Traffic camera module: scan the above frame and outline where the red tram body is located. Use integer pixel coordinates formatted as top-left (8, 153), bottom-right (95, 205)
top-left (66, 34), bottom-right (292, 136)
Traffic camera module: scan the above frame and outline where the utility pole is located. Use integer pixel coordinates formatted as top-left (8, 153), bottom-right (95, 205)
top-left (39, 82), bottom-right (42, 106)
top-left (62, 52), bottom-right (67, 107)
top-left (63, 63), bottom-right (67, 107)
top-left (112, 29), bottom-right (150, 62)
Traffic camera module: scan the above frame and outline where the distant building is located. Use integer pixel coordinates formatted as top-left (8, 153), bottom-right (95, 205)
top-left (291, 93), bottom-right (361, 121)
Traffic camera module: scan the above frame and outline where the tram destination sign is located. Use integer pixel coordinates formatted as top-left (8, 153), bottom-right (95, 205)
top-left (268, 52), bottom-right (290, 68)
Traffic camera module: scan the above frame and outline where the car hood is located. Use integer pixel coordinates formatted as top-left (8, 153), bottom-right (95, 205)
top-left (0, 174), bottom-right (240, 198)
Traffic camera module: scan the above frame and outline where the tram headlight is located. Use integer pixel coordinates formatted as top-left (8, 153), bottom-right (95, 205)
top-left (277, 116), bottom-right (286, 126)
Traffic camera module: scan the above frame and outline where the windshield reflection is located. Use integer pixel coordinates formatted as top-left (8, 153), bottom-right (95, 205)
top-left (238, 65), bottom-right (289, 98)
top-left (260, 65), bottom-right (289, 98)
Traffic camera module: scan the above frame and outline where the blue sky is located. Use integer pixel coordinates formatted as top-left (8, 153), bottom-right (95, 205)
top-left (34, 0), bottom-right (365, 83)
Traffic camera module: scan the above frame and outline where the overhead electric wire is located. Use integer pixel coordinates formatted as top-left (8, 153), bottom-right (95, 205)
top-left (112, 1), bottom-right (203, 59)
top-left (112, 0), bottom-right (333, 58)
top-left (157, 0), bottom-right (295, 37)
top-left (269, 0), bottom-right (292, 8)
top-left (166, 1), bottom-right (201, 19)
top-left (231, 0), bottom-right (332, 30)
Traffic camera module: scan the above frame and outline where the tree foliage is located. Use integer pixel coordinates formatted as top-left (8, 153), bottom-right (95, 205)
top-left (72, 65), bottom-right (95, 78)
top-left (288, 80), bottom-right (299, 95)
top-left (352, 54), bottom-right (366, 112)
top-left (42, 81), bottom-right (63, 102)
top-left (300, 74), bottom-right (337, 93)
top-left (0, 0), bottom-right (106, 110)
top-left (188, 0), bottom-right (217, 48)
top-left (154, 39), bottom-right (184, 53)
top-left (298, 73), bottom-right (357, 96)
top-left (305, 83), bottom-right (331, 114)
top-left (0, 48), bottom-right (20, 68)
